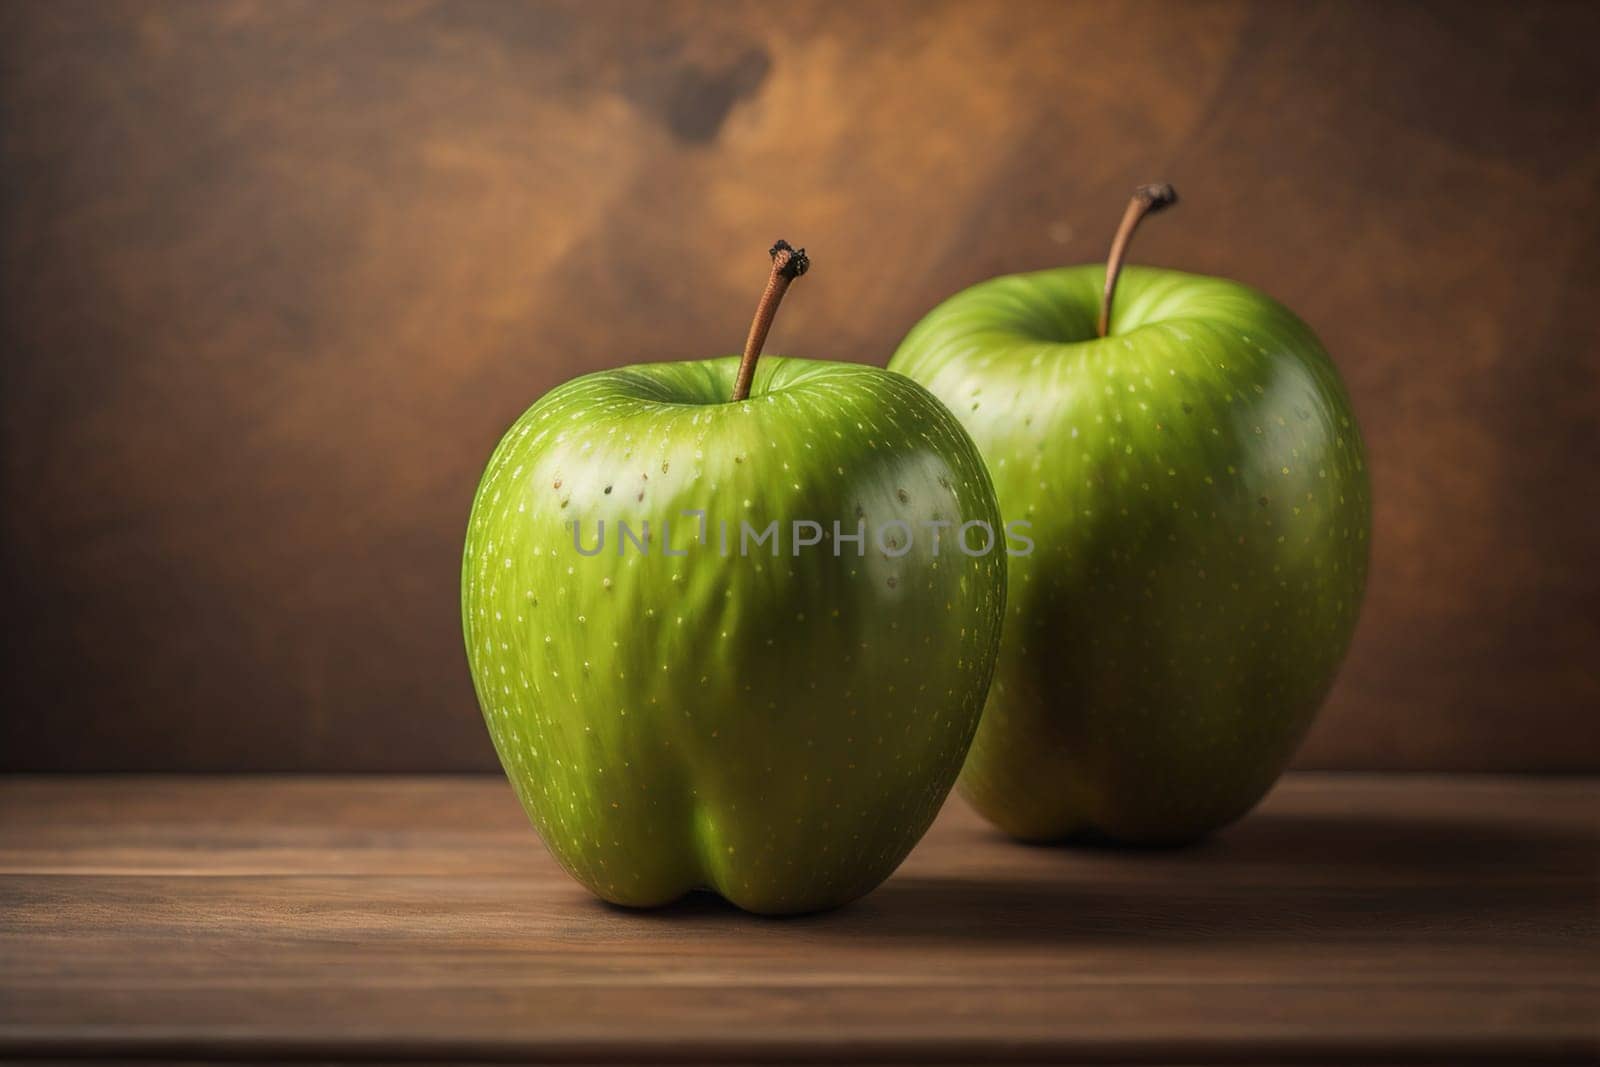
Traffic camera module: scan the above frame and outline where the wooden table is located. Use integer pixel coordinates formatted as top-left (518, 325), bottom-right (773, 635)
top-left (2, 773), bottom-right (1595, 1064)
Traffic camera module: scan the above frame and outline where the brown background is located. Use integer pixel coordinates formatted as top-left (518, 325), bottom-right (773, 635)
top-left (2, 0), bottom-right (1596, 772)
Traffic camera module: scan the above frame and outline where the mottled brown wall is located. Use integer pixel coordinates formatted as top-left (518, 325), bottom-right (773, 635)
top-left (2, 0), bottom-right (1597, 771)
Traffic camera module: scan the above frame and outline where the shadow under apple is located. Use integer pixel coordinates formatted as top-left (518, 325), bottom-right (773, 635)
top-left (598, 807), bottom-right (1591, 947)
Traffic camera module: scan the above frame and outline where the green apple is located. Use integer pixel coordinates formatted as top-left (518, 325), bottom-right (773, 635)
top-left (889, 188), bottom-right (1370, 844)
top-left (462, 242), bottom-right (1006, 913)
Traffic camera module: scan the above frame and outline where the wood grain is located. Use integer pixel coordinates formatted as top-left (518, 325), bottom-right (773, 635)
top-left (1, 773), bottom-right (1596, 1063)
top-left (2, 1), bottom-right (1599, 771)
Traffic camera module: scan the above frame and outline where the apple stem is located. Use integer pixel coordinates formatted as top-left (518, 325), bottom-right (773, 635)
top-left (1098, 183), bottom-right (1178, 337)
top-left (730, 240), bottom-right (810, 403)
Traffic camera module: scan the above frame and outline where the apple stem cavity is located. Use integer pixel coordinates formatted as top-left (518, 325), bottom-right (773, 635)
top-left (1098, 183), bottom-right (1178, 338)
top-left (730, 239), bottom-right (810, 403)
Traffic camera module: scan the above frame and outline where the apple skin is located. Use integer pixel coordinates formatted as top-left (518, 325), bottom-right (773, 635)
top-left (889, 265), bottom-right (1369, 845)
top-left (462, 356), bottom-right (1006, 913)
